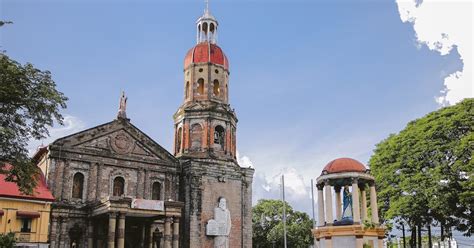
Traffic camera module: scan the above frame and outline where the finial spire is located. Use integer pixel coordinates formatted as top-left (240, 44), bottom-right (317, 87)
top-left (205, 0), bottom-right (209, 13)
top-left (117, 91), bottom-right (128, 119)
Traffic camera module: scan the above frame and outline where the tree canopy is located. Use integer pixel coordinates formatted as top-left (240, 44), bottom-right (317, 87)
top-left (0, 52), bottom-right (67, 194)
top-left (252, 199), bottom-right (313, 248)
top-left (369, 98), bottom-right (473, 237)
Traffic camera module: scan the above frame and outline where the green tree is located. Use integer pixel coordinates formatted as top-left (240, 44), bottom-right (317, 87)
top-left (0, 52), bottom-right (67, 194)
top-left (253, 199), bottom-right (313, 248)
top-left (0, 232), bottom-right (16, 248)
top-left (369, 98), bottom-right (473, 239)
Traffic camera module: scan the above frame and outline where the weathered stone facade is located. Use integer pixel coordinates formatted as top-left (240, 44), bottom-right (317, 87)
top-left (36, 119), bottom-right (183, 248)
top-left (34, 6), bottom-right (254, 248)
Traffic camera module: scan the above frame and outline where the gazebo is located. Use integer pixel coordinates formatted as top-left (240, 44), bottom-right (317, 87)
top-left (313, 158), bottom-right (385, 248)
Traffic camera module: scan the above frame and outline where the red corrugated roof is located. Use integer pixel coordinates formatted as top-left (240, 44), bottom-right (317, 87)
top-left (0, 163), bottom-right (54, 201)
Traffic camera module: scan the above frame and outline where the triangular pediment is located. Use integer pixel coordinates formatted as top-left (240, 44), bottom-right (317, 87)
top-left (51, 119), bottom-right (176, 163)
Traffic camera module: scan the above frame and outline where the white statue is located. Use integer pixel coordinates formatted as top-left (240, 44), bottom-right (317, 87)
top-left (117, 91), bottom-right (127, 119)
top-left (206, 197), bottom-right (231, 248)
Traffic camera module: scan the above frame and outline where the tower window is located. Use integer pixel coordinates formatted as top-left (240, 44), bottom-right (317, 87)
top-left (152, 182), bottom-right (162, 200)
top-left (176, 127), bottom-right (183, 153)
top-left (213, 80), bottom-right (220, 96)
top-left (72, 172), bottom-right (84, 199)
top-left (113, 177), bottom-right (125, 196)
top-left (210, 23), bottom-right (215, 32)
top-left (197, 78), bottom-right (204, 95)
top-left (191, 123), bottom-right (203, 150)
top-left (199, 68), bottom-right (203, 72)
top-left (185, 81), bottom-right (190, 99)
top-left (214, 125), bottom-right (225, 148)
top-left (215, 69), bottom-right (219, 74)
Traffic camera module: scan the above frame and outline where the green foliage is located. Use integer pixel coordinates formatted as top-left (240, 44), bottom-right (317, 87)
top-left (0, 52), bottom-right (67, 194)
top-left (369, 99), bottom-right (473, 236)
top-left (0, 232), bottom-right (16, 248)
top-left (252, 199), bottom-right (313, 248)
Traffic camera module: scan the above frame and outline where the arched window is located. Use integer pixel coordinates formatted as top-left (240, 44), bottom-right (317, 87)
top-left (152, 182), bottom-right (161, 200)
top-left (202, 22), bottom-right (208, 32)
top-left (214, 125), bottom-right (225, 148)
top-left (210, 23), bottom-right (215, 32)
top-left (191, 123), bottom-right (203, 150)
top-left (176, 127), bottom-right (182, 153)
top-left (113, 177), bottom-right (125, 196)
top-left (185, 81), bottom-right (190, 99)
top-left (213, 80), bottom-right (220, 96)
top-left (197, 78), bottom-right (204, 95)
top-left (72, 172), bottom-right (84, 199)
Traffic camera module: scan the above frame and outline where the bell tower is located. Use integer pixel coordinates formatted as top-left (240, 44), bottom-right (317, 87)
top-left (175, 3), bottom-right (254, 248)
top-left (174, 3), bottom-right (235, 160)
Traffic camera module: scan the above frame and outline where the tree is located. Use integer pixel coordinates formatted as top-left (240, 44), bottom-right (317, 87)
top-left (0, 232), bottom-right (16, 248)
top-left (369, 98), bottom-right (473, 239)
top-left (252, 199), bottom-right (313, 248)
top-left (0, 52), bottom-right (67, 194)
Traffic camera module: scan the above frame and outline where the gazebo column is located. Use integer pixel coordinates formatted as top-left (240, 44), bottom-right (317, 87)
top-left (351, 178), bottom-right (361, 224)
top-left (335, 186), bottom-right (342, 221)
top-left (317, 184), bottom-right (325, 226)
top-left (370, 183), bottom-right (380, 224)
top-left (360, 184), bottom-right (367, 222)
top-left (324, 182), bottom-right (334, 225)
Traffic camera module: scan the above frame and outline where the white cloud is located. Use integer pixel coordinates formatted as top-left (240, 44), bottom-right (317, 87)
top-left (27, 115), bottom-right (86, 155)
top-left (396, 0), bottom-right (473, 105)
top-left (237, 151), bottom-right (254, 168)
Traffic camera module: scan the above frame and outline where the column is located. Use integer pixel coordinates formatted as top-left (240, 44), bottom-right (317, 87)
top-left (324, 183), bottom-right (334, 225)
top-left (117, 212), bottom-right (126, 248)
top-left (356, 236), bottom-right (364, 248)
top-left (377, 238), bottom-right (384, 248)
top-left (59, 217), bottom-right (68, 248)
top-left (325, 237), bottom-right (333, 248)
top-left (334, 186), bottom-right (342, 221)
top-left (108, 212), bottom-right (116, 248)
top-left (147, 223), bottom-right (153, 248)
top-left (360, 185), bottom-right (368, 222)
top-left (172, 217), bottom-right (179, 248)
top-left (164, 217), bottom-right (172, 248)
top-left (49, 216), bottom-right (58, 248)
top-left (352, 178), bottom-right (361, 224)
top-left (87, 219), bottom-right (94, 248)
top-left (370, 183), bottom-right (380, 224)
top-left (317, 184), bottom-right (325, 226)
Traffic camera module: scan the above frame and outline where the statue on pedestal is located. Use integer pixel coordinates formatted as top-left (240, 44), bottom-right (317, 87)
top-left (206, 197), bottom-right (231, 248)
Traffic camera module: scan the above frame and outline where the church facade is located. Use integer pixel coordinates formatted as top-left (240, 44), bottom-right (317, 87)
top-left (33, 6), bottom-right (254, 248)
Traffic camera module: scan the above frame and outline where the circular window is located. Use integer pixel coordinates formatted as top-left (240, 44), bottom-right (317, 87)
top-left (199, 68), bottom-right (203, 72)
top-left (215, 69), bottom-right (219, 74)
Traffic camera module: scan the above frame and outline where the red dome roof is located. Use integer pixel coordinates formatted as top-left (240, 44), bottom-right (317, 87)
top-left (322, 158), bottom-right (367, 174)
top-left (184, 42), bottom-right (229, 70)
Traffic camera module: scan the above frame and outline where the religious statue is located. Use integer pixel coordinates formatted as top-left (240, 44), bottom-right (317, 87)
top-left (342, 186), bottom-right (353, 219)
top-left (117, 91), bottom-right (128, 119)
top-left (206, 197), bottom-right (231, 248)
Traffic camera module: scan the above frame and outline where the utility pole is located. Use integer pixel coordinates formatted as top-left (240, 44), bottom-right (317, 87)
top-left (311, 179), bottom-right (316, 228)
top-left (281, 175), bottom-right (287, 248)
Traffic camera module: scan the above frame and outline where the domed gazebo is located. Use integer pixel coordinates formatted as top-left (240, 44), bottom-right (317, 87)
top-left (313, 158), bottom-right (385, 248)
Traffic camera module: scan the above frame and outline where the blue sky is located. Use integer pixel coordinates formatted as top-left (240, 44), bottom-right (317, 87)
top-left (1, 0), bottom-right (471, 232)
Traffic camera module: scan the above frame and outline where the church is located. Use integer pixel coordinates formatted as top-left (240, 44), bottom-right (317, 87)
top-left (33, 5), bottom-right (254, 248)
